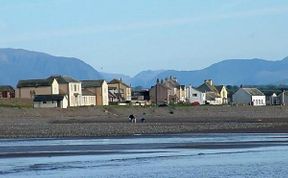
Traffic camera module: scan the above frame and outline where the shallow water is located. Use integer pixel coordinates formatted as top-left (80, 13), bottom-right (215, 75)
top-left (0, 133), bottom-right (288, 178)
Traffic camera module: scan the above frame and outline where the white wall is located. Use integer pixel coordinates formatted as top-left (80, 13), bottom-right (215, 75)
top-left (233, 88), bottom-right (266, 106)
top-left (34, 96), bottom-right (68, 108)
top-left (34, 101), bottom-right (58, 108)
top-left (251, 96), bottom-right (266, 106)
top-left (207, 97), bottom-right (222, 105)
top-left (62, 96), bottom-right (68, 108)
top-left (186, 86), bottom-right (205, 105)
top-left (51, 79), bottom-right (59, 95)
top-left (102, 81), bottom-right (109, 105)
top-left (81, 95), bottom-right (96, 106)
top-left (68, 82), bottom-right (82, 107)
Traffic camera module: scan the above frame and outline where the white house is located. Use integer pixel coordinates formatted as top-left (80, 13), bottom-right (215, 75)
top-left (186, 85), bottom-right (206, 105)
top-left (232, 88), bottom-right (266, 106)
top-left (197, 80), bottom-right (227, 105)
top-left (48, 76), bottom-right (83, 107)
top-left (33, 94), bottom-right (68, 108)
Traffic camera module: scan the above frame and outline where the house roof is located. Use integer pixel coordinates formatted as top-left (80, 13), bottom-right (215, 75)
top-left (215, 85), bottom-right (225, 92)
top-left (82, 88), bottom-right (96, 96)
top-left (242, 88), bottom-right (265, 96)
top-left (33, 94), bottom-right (66, 102)
top-left (47, 75), bottom-right (79, 84)
top-left (151, 83), bottom-right (171, 90)
top-left (197, 82), bottom-right (219, 94)
top-left (277, 91), bottom-right (288, 97)
top-left (187, 86), bottom-right (202, 93)
top-left (81, 80), bottom-right (105, 88)
top-left (162, 79), bottom-right (180, 89)
top-left (17, 75), bottom-right (79, 88)
top-left (0, 85), bottom-right (15, 92)
top-left (108, 79), bottom-right (130, 88)
top-left (17, 79), bottom-right (53, 88)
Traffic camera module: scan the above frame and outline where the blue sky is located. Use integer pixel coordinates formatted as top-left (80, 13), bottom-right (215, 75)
top-left (0, 0), bottom-right (288, 76)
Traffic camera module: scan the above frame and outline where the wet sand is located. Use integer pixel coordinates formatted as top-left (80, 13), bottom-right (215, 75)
top-left (0, 105), bottom-right (288, 138)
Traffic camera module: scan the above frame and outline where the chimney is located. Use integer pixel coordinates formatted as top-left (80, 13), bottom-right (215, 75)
top-left (204, 79), bottom-right (213, 86)
top-left (156, 78), bottom-right (160, 84)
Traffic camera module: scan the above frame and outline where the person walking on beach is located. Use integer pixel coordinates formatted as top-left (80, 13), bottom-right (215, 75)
top-left (128, 114), bottom-right (136, 123)
top-left (141, 112), bottom-right (146, 123)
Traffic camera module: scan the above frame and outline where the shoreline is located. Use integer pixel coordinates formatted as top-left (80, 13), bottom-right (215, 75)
top-left (1, 105), bottom-right (288, 138)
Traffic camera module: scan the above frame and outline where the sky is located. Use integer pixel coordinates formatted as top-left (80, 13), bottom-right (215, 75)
top-left (0, 0), bottom-right (288, 76)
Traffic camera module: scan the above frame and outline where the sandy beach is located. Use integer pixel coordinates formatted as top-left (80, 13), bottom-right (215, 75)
top-left (0, 105), bottom-right (288, 138)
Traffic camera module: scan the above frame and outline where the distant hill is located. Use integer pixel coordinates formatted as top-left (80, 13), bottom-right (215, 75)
top-left (130, 57), bottom-right (288, 87)
top-left (131, 70), bottom-right (165, 87)
top-left (0, 48), bottom-right (101, 86)
top-left (1, 48), bottom-right (288, 88)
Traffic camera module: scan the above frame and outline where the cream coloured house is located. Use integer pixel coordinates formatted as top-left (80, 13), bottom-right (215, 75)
top-left (108, 79), bottom-right (131, 102)
top-left (160, 76), bottom-right (186, 103)
top-left (81, 89), bottom-right (96, 106)
top-left (197, 80), bottom-right (228, 105)
top-left (47, 76), bottom-right (82, 107)
top-left (81, 80), bottom-right (109, 105)
top-left (16, 78), bottom-right (59, 99)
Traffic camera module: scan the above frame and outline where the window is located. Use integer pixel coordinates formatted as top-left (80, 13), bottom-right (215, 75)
top-left (74, 85), bottom-right (77, 91)
top-left (192, 93), bottom-right (197, 97)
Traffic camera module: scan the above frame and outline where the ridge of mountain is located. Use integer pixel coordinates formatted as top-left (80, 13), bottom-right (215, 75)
top-left (0, 48), bottom-right (101, 86)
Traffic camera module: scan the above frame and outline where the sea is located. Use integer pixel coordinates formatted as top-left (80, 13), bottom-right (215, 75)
top-left (0, 133), bottom-right (288, 178)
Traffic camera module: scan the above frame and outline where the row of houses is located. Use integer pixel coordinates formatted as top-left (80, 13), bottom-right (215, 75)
top-left (149, 77), bottom-right (228, 106)
top-left (0, 75), bottom-right (132, 108)
top-left (148, 77), bottom-right (288, 106)
top-left (1, 75), bottom-right (288, 108)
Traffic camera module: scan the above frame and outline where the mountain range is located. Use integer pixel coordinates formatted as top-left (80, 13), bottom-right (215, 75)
top-left (0, 48), bottom-right (288, 87)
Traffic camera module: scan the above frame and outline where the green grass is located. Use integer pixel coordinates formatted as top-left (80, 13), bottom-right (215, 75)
top-left (0, 99), bottom-right (33, 108)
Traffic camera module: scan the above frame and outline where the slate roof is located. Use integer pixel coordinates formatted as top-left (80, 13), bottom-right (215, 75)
top-left (17, 79), bottom-right (53, 88)
top-left (188, 86), bottom-right (202, 93)
top-left (33, 94), bottom-right (66, 102)
top-left (17, 75), bottom-right (79, 88)
top-left (109, 79), bottom-right (130, 88)
top-left (152, 83), bottom-right (171, 90)
top-left (242, 88), bottom-right (265, 96)
top-left (47, 75), bottom-right (79, 84)
top-left (215, 85), bottom-right (225, 92)
top-left (0, 85), bottom-right (15, 92)
top-left (162, 79), bottom-right (180, 89)
top-left (197, 82), bottom-right (219, 94)
top-left (82, 88), bottom-right (96, 96)
top-left (81, 80), bottom-right (105, 88)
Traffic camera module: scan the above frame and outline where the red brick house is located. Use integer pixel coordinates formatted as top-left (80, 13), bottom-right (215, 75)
top-left (0, 85), bottom-right (15, 98)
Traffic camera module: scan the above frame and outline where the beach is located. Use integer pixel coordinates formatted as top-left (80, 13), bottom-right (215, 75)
top-left (0, 105), bottom-right (288, 138)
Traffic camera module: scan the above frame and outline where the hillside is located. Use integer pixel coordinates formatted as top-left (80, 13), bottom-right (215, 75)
top-left (0, 48), bottom-right (101, 86)
top-left (131, 57), bottom-right (288, 87)
top-left (1, 48), bottom-right (288, 88)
